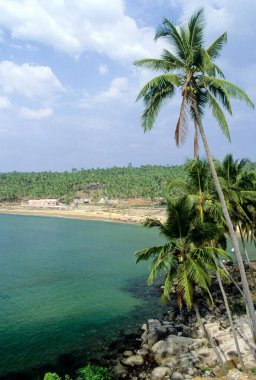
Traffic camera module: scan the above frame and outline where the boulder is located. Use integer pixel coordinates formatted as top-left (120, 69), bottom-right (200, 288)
top-left (150, 367), bottom-right (172, 380)
top-left (171, 371), bottom-right (184, 380)
top-left (151, 335), bottom-right (195, 370)
top-left (122, 354), bottom-right (144, 366)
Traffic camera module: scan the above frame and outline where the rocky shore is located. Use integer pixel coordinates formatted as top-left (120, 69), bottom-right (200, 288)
top-left (106, 264), bottom-right (256, 380)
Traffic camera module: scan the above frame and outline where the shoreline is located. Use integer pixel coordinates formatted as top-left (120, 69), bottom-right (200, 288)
top-left (0, 205), bottom-right (166, 224)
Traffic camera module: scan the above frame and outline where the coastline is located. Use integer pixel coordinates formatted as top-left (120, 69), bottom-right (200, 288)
top-left (0, 205), bottom-right (166, 224)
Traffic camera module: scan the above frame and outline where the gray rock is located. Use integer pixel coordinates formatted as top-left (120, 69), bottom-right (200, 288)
top-left (141, 324), bottom-right (148, 331)
top-left (150, 367), bottom-right (172, 380)
top-left (171, 372), bottom-right (184, 380)
top-left (122, 354), bottom-right (144, 366)
top-left (151, 336), bottom-right (195, 369)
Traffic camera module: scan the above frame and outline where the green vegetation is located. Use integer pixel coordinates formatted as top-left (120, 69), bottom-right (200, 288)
top-left (43, 365), bottom-right (112, 380)
top-left (135, 7), bottom-right (256, 343)
top-left (0, 165), bottom-right (186, 203)
top-left (136, 156), bottom-right (256, 371)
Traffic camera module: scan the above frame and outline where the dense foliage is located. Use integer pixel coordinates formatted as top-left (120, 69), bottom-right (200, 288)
top-left (43, 365), bottom-right (112, 380)
top-left (0, 165), bottom-right (186, 203)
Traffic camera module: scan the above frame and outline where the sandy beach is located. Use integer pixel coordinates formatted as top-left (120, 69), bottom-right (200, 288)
top-left (0, 204), bottom-right (166, 224)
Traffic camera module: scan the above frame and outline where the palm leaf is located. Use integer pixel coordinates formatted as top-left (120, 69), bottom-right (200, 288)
top-left (134, 58), bottom-right (178, 72)
top-left (207, 92), bottom-right (231, 141)
top-left (202, 76), bottom-right (254, 108)
top-left (207, 32), bottom-right (227, 59)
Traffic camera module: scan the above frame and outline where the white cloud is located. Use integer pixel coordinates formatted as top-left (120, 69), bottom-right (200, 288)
top-left (0, 61), bottom-right (63, 98)
top-left (78, 76), bottom-right (133, 108)
top-left (0, 0), bottom-right (164, 61)
top-left (0, 96), bottom-right (11, 109)
top-left (20, 106), bottom-right (53, 119)
top-left (99, 64), bottom-right (108, 75)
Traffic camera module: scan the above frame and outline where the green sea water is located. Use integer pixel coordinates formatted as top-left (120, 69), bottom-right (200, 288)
top-left (0, 214), bottom-right (255, 379)
top-left (0, 214), bottom-right (165, 379)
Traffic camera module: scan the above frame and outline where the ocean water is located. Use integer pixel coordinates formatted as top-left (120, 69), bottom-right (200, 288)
top-left (0, 214), bottom-right (165, 379)
top-left (0, 214), bottom-right (255, 379)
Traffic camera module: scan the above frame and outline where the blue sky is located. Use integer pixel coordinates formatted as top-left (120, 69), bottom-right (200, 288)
top-left (0, 0), bottom-right (255, 171)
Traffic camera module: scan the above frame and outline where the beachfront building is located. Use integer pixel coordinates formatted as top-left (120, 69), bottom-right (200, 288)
top-left (27, 199), bottom-right (60, 208)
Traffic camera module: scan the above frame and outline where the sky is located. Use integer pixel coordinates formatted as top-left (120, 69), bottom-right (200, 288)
top-left (0, 0), bottom-right (255, 172)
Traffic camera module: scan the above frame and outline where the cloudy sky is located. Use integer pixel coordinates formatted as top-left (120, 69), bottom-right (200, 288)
top-left (0, 0), bottom-right (255, 172)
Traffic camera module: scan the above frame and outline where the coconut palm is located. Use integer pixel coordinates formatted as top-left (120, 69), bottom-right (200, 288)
top-left (136, 196), bottom-right (229, 372)
top-left (134, 8), bottom-right (256, 341)
top-left (216, 154), bottom-right (256, 290)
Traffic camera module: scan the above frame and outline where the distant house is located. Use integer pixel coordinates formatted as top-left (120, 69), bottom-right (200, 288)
top-left (27, 199), bottom-right (59, 208)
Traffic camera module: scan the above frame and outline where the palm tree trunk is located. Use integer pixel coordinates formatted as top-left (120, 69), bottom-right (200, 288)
top-left (220, 261), bottom-right (254, 336)
top-left (216, 271), bottom-right (245, 371)
top-left (238, 223), bottom-right (256, 291)
top-left (194, 106), bottom-right (256, 344)
top-left (194, 303), bottom-right (227, 374)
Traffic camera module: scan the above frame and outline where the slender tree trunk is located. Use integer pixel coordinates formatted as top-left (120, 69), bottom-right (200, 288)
top-left (216, 271), bottom-right (245, 371)
top-left (220, 261), bottom-right (254, 337)
top-left (194, 107), bottom-right (256, 344)
top-left (194, 303), bottom-right (227, 374)
top-left (238, 223), bottom-right (256, 291)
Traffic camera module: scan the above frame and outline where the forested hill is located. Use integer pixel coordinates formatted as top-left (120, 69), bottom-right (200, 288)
top-left (0, 165), bottom-right (186, 203)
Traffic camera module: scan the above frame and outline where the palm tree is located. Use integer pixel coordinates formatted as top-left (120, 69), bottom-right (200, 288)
top-left (136, 197), bottom-right (229, 372)
top-left (134, 8), bottom-right (256, 341)
top-left (216, 154), bottom-right (256, 290)
top-left (168, 158), bottom-right (246, 368)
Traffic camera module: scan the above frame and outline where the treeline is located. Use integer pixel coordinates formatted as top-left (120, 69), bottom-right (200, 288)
top-left (0, 164), bottom-right (187, 203)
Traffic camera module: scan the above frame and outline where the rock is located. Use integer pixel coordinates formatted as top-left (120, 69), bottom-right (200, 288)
top-left (151, 335), bottom-right (195, 367)
top-left (139, 372), bottom-right (147, 379)
top-left (113, 361), bottom-right (128, 378)
top-left (123, 350), bottom-right (133, 357)
top-left (171, 371), bottom-right (184, 380)
top-left (220, 319), bottom-right (230, 329)
top-left (136, 348), bottom-right (148, 356)
top-left (121, 354), bottom-right (144, 366)
top-left (150, 367), bottom-right (172, 380)
top-left (204, 371), bottom-right (211, 377)
top-left (227, 369), bottom-right (250, 380)
top-left (141, 324), bottom-right (147, 331)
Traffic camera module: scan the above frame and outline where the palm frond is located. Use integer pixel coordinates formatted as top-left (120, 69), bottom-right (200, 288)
top-left (207, 91), bottom-right (231, 141)
top-left (207, 32), bottom-right (227, 59)
top-left (155, 18), bottom-right (187, 60)
top-left (134, 58), bottom-right (178, 72)
top-left (188, 8), bottom-right (205, 48)
top-left (135, 245), bottom-right (163, 263)
top-left (161, 49), bottom-right (184, 68)
top-left (203, 76), bottom-right (254, 108)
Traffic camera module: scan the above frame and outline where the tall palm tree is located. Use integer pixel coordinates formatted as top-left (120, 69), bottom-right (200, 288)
top-left (134, 8), bottom-right (256, 341)
top-left (136, 197), bottom-right (229, 372)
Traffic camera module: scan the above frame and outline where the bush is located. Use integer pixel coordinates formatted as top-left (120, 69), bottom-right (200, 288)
top-left (76, 364), bottom-right (111, 380)
top-left (43, 373), bottom-right (62, 380)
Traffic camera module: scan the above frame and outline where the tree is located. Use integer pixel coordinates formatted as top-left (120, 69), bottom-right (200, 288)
top-left (136, 197), bottom-right (229, 372)
top-left (134, 8), bottom-right (256, 341)
top-left (216, 154), bottom-right (256, 290)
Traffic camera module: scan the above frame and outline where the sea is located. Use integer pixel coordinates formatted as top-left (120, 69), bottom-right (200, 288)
top-left (0, 214), bottom-right (165, 379)
top-left (0, 213), bottom-right (255, 379)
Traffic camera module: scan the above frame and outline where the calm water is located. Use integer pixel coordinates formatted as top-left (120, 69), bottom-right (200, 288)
top-left (0, 214), bottom-right (165, 379)
top-left (0, 214), bottom-right (255, 379)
